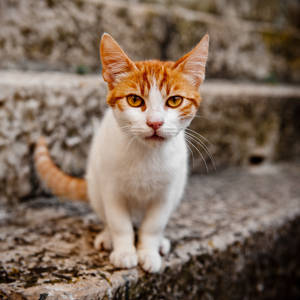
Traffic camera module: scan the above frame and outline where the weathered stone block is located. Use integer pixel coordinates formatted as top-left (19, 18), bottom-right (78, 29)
top-left (192, 82), bottom-right (300, 171)
top-left (0, 71), bottom-right (107, 204)
top-left (0, 71), bottom-right (300, 204)
top-left (130, 0), bottom-right (300, 26)
top-left (0, 0), bottom-right (299, 82)
top-left (0, 163), bottom-right (299, 299)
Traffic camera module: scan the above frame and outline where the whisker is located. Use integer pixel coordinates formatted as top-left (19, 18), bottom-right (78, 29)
top-left (185, 130), bottom-right (211, 149)
top-left (180, 114), bottom-right (210, 121)
top-left (124, 135), bottom-right (136, 151)
top-left (185, 131), bottom-right (216, 171)
top-left (185, 140), bottom-right (194, 168)
top-left (129, 129), bottom-right (146, 133)
top-left (119, 125), bottom-right (132, 134)
top-left (119, 125), bottom-right (131, 129)
top-left (185, 128), bottom-right (213, 147)
top-left (185, 137), bottom-right (208, 173)
top-left (184, 134), bottom-right (208, 173)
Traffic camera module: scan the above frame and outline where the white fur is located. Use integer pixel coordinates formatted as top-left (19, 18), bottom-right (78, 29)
top-left (86, 82), bottom-right (192, 273)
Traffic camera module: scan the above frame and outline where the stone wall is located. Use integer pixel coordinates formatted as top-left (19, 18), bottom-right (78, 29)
top-left (128, 0), bottom-right (300, 26)
top-left (0, 72), bottom-right (107, 204)
top-left (0, 71), bottom-right (300, 205)
top-left (0, 0), bottom-right (299, 82)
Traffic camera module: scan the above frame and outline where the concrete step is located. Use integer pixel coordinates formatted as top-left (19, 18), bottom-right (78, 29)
top-left (0, 0), bottom-right (299, 82)
top-left (0, 70), bottom-right (300, 204)
top-left (0, 162), bottom-right (299, 299)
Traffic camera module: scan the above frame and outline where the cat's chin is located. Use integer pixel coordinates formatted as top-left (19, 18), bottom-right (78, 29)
top-left (145, 133), bottom-right (165, 142)
top-left (135, 133), bottom-right (168, 147)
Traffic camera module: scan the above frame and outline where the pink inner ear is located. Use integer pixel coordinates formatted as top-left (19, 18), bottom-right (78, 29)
top-left (173, 34), bottom-right (209, 87)
top-left (100, 33), bottom-right (136, 87)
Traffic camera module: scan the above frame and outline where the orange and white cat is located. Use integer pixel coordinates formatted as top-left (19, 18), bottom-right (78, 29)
top-left (35, 33), bottom-right (209, 273)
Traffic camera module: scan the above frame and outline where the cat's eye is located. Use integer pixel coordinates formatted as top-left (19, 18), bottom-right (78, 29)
top-left (166, 96), bottom-right (183, 108)
top-left (127, 95), bottom-right (144, 107)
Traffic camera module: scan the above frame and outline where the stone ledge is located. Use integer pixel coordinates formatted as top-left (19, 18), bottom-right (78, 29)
top-left (0, 162), bottom-right (299, 299)
top-left (0, 71), bottom-right (300, 204)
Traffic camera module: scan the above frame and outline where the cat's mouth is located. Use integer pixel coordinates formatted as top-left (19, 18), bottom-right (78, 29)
top-left (145, 133), bottom-right (165, 141)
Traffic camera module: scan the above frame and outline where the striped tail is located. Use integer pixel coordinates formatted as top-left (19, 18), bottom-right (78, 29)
top-left (34, 137), bottom-right (88, 202)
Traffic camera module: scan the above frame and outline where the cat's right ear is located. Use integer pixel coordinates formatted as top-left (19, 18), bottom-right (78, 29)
top-left (100, 33), bottom-right (137, 88)
top-left (173, 34), bottom-right (209, 88)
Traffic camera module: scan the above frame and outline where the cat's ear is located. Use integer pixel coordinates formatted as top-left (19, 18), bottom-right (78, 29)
top-left (100, 33), bottom-right (137, 87)
top-left (173, 34), bottom-right (209, 88)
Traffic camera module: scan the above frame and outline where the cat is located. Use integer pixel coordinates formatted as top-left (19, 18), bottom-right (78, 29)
top-left (34, 33), bottom-right (209, 273)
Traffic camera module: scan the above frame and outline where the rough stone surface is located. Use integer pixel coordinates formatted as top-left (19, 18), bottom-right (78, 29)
top-left (0, 162), bottom-right (299, 299)
top-left (0, 71), bottom-right (300, 204)
top-left (0, 0), bottom-right (299, 82)
top-left (0, 71), bottom-right (107, 205)
top-left (124, 0), bottom-right (300, 26)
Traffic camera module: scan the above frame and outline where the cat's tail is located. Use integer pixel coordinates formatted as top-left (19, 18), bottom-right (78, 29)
top-left (34, 137), bottom-right (88, 202)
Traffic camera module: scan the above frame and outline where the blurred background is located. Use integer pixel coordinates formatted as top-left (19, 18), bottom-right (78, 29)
top-left (0, 0), bottom-right (299, 82)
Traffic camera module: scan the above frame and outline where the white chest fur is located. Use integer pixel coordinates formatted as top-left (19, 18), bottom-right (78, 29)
top-left (87, 109), bottom-right (188, 207)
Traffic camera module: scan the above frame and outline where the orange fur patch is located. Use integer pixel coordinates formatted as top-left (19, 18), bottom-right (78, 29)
top-left (101, 33), bottom-right (208, 109)
top-left (116, 100), bottom-right (124, 111)
top-left (179, 102), bottom-right (193, 117)
top-left (34, 137), bottom-right (88, 202)
top-left (106, 60), bottom-right (202, 108)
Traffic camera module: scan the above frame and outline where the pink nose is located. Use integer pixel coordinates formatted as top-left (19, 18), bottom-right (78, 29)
top-left (146, 120), bottom-right (164, 131)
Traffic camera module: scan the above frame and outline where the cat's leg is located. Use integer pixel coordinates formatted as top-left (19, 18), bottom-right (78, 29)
top-left (137, 198), bottom-right (175, 273)
top-left (159, 237), bottom-right (171, 256)
top-left (138, 171), bottom-right (186, 273)
top-left (90, 201), bottom-right (112, 251)
top-left (103, 187), bottom-right (138, 269)
top-left (88, 175), bottom-right (113, 251)
top-left (94, 227), bottom-right (112, 251)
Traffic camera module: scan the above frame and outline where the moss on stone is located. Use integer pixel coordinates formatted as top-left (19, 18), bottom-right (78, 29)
top-left (262, 30), bottom-right (300, 60)
top-left (261, 29), bottom-right (300, 81)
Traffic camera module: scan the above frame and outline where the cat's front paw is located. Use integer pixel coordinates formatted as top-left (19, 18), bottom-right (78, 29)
top-left (110, 249), bottom-right (138, 269)
top-left (160, 237), bottom-right (171, 256)
top-left (138, 249), bottom-right (162, 273)
top-left (94, 228), bottom-right (112, 251)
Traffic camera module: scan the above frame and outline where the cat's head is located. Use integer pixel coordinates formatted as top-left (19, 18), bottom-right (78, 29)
top-left (100, 33), bottom-right (209, 146)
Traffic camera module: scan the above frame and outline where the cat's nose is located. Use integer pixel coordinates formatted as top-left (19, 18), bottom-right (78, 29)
top-left (146, 120), bottom-right (164, 131)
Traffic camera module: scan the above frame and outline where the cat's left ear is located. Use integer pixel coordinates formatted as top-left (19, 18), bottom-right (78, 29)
top-left (173, 34), bottom-right (209, 88)
top-left (100, 33), bottom-right (137, 88)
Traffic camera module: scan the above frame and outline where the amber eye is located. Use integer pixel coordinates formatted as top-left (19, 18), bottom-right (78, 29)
top-left (166, 96), bottom-right (183, 108)
top-left (127, 95), bottom-right (144, 107)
